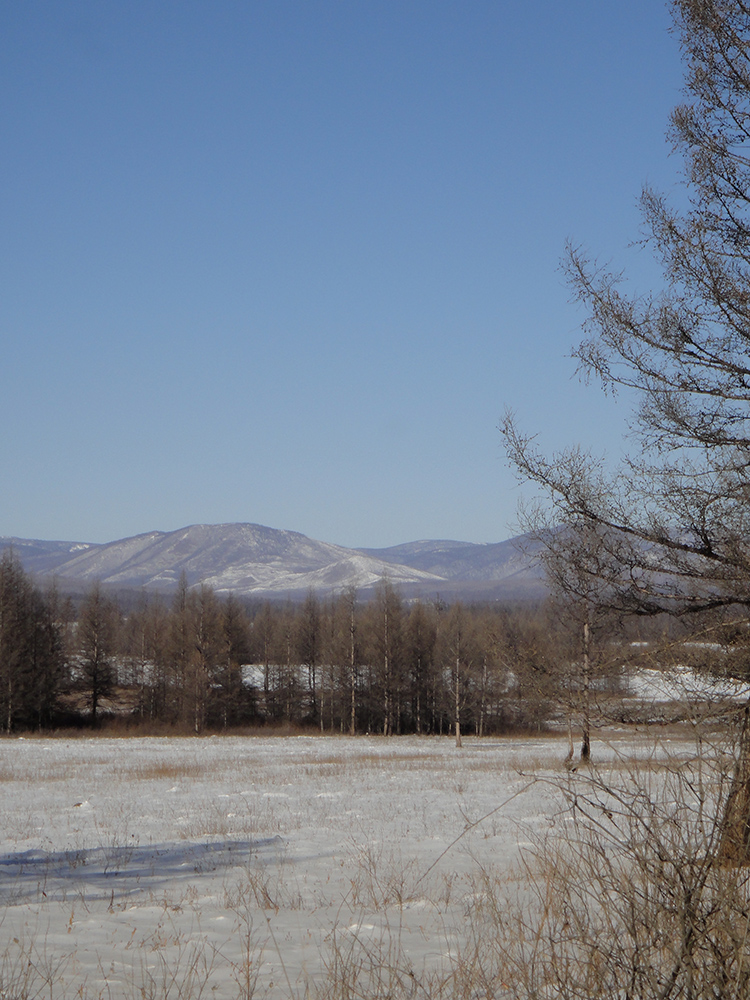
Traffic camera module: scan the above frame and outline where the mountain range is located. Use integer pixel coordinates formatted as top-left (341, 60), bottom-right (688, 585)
top-left (0, 523), bottom-right (544, 602)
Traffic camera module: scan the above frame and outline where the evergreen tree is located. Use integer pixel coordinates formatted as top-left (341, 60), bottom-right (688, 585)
top-left (0, 552), bottom-right (65, 730)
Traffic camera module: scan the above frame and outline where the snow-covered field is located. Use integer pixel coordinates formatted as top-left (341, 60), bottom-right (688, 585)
top-left (0, 732), bottom-right (689, 998)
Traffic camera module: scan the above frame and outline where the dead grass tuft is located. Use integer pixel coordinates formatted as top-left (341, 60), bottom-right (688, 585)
top-left (130, 761), bottom-right (207, 781)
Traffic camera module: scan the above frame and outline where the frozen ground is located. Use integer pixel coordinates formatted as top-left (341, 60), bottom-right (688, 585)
top-left (0, 732), bottom-right (691, 998)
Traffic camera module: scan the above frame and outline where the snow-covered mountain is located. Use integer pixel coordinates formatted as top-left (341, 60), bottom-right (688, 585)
top-left (0, 523), bottom-right (543, 600)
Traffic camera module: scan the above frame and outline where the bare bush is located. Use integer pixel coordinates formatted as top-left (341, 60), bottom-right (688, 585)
top-left (471, 742), bottom-right (750, 1000)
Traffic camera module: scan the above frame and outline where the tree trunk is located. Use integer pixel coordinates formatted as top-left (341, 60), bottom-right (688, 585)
top-left (383, 604), bottom-right (391, 737)
top-left (718, 703), bottom-right (750, 864)
top-left (580, 619), bottom-right (591, 764)
top-left (455, 654), bottom-right (462, 748)
top-left (479, 655), bottom-right (488, 738)
top-left (349, 602), bottom-right (356, 736)
top-left (416, 658), bottom-right (422, 735)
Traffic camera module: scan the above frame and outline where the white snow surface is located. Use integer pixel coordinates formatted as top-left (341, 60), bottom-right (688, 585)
top-left (627, 665), bottom-right (750, 704)
top-left (0, 733), bottom-right (683, 998)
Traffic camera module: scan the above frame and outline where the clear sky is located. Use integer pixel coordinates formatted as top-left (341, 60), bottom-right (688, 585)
top-left (1, 1), bottom-right (683, 548)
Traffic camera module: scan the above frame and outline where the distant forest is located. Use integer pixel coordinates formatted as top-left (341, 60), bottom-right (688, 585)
top-left (0, 549), bottom-right (634, 736)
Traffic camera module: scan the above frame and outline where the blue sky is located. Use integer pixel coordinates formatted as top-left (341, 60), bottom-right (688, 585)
top-left (1, 2), bottom-right (683, 548)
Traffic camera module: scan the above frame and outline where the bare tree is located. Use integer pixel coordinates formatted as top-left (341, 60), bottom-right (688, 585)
top-left (189, 584), bottom-right (223, 733)
top-left (345, 587), bottom-right (359, 736)
top-left (218, 593), bottom-right (253, 728)
top-left (405, 600), bottom-right (437, 735)
top-left (364, 580), bottom-right (404, 736)
top-left (77, 582), bottom-right (118, 725)
top-left (502, 0), bottom-right (750, 859)
top-left (519, 522), bottom-right (626, 763)
top-left (167, 571), bottom-right (191, 724)
top-left (296, 589), bottom-right (322, 727)
top-left (328, 587), bottom-right (360, 735)
top-left (251, 600), bottom-right (277, 720)
top-left (437, 602), bottom-right (476, 748)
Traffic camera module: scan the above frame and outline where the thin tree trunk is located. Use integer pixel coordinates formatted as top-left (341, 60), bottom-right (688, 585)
top-left (580, 619), bottom-right (591, 763)
top-left (455, 654), bottom-right (462, 748)
top-left (383, 604), bottom-right (391, 737)
top-left (263, 652), bottom-right (270, 719)
top-left (416, 656), bottom-right (422, 735)
top-left (479, 655), bottom-right (487, 738)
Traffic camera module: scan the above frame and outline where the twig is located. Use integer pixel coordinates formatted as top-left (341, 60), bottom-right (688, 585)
top-left (415, 778), bottom-right (538, 888)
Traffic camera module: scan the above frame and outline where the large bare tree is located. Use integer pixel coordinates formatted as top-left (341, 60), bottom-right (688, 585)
top-left (502, 0), bottom-right (750, 860)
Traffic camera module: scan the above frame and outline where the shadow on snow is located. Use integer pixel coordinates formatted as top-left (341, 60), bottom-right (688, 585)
top-left (0, 836), bottom-right (285, 904)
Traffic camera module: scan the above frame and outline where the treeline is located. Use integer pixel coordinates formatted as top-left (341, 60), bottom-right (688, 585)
top-left (0, 549), bottom-right (622, 735)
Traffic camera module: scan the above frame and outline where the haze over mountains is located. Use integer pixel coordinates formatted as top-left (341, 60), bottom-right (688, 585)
top-left (0, 523), bottom-right (543, 601)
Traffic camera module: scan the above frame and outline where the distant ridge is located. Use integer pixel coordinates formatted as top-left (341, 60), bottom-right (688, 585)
top-left (361, 537), bottom-right (534, 582)
top-left (0, 523), bottom-right (544, 601)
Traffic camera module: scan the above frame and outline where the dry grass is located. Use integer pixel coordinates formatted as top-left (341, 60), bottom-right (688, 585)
top-left (1, 731), bottom-right (732, 999)
top-left (128, 761), bottom-right (209, 781)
